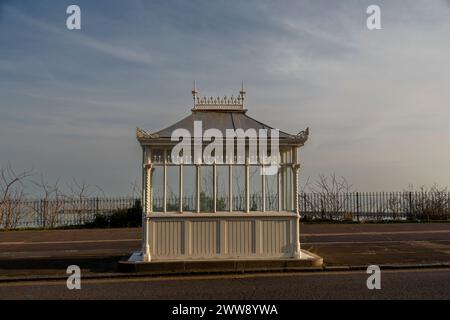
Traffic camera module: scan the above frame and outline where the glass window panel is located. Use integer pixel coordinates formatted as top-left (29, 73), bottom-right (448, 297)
top-left (281, 149), bottom-right (292, 164)
top-left (166, 166), bottom-right (179, 211)
top-left (287, 150), bottom-right (292, 164)
top-left (281, 166), bottom-right (294, 211)
top-left (216, 165), bottom-right (229, 211)
top-left (265, 169), bottom-right (278, 211)
top-left (200, 166), bottom-right (214, 212)
top-left (144, 147), bottom-right (151, 164)
top-left (288, 166), bottom-right (294, 210)
top-left (166, 148), bottom-right (173, 164)
top-left (152, 166), bottom-right (164, 212)
top-left (249, 165), bottom-right (262, 211)
top-left (152, 149), bottom-right (164, 163)
top-left (232, 165), bottom-right (246, 211)
top-left (182, 165), bottom-right (196, 212)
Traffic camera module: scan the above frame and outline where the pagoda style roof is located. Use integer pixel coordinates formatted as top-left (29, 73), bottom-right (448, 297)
top-left (137, 86), bottom-right (309, 146)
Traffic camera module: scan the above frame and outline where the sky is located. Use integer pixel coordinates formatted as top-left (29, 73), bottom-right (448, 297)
top-left (1, 0), bottom-right (450, 196)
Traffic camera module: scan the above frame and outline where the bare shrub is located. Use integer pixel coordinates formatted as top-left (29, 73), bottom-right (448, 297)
top-left (0, 164), bottom-right (33, 229)
top-left (302, 173), bottom-right (354, 220)
top-left (404, 184), bottom-right (450, 220)
top-left (31, 175), bottom-right (65, 228)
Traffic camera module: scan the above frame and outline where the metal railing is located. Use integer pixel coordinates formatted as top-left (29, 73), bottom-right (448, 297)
top-left (299, 191), bottom-right (450, 222)
top-left (0, 197), bottom-right (138, 229)
top-left (1, 192), bottom-right (449, 229)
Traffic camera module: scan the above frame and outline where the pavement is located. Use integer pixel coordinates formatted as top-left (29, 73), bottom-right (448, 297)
top-left (0, 223), bottom-right (449, 279)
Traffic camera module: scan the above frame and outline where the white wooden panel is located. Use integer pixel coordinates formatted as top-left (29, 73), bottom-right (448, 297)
top-left (261, 220), bottom-right (290, 255)
top-left (191, 220), bottom-right (218, 256)
top-left (153, 220), bottom-right (183, 257)
top-left (226, 220), bottom-right (254, 256)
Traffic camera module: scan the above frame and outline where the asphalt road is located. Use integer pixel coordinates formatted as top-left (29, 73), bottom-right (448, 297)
top-left (0, 224), bottom-right (449, 300)
top-left (0, 268), bottom-right (449, 299)
top-left (1, 223), bottom-right (449, 276)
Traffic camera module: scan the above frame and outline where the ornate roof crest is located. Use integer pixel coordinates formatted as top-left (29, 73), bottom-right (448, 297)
top-left (191, 81), bottom-right (246, 111)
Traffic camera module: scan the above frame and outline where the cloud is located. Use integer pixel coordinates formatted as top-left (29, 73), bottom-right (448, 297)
top-left (2, 0), bottom-right (450, 194)
top-left (6, 5), bottom-right (154, 66)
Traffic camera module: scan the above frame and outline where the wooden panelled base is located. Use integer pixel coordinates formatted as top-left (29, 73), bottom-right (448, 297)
top-left (142, 212), bottom-right (301, 261)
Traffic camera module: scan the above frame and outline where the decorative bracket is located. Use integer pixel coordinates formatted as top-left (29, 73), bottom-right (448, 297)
top-left (289, 127), bottom-right (309, 144)
top-left (136, 127), bottom-right (160, 140)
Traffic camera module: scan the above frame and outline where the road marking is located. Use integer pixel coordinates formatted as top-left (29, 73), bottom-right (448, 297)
top-left (0, 248), bottom-right (128, 255)
top-left (0, 239), bottom-right (141, 246)
top-left (302, 230), bottom-right (450, 237)
top-left (0, 239), bottom-right (448, 258)
top-left (0, 230), bottom-right (449, 246)
top-left (305, 239), bottom-right (450, 245)
top-left (0, 267), bottom-right (448, 288)
top-left (1, 238), bottom-right (449, 247)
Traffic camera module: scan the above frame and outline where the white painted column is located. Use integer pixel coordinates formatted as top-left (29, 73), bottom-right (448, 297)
top-left (179, 163), bottom-right (183, 213)
top-left (277, 167), bottom-right (282, 212)
top-left (229, 165), bottom-right (233, 212)
top-left (163, 150), bottom-right (167, 213)
top-left (196, 164), bottom-right (201, 213)
top-left (143, 164), bottom-right (152, 262)
top-left (141, 147), bottom-right (146, 260)
top-left (293, 163), bottom-right (301, 258)
top-left (213, 163), bottom-right (217, 213)
top-left (291, 149), bottom-right (296, 211)
top-left (293, 166), bottom-right (299, 214)
top-left (280, 152), bottom-right (287, 211)
top-left (262, 165), bottom-right (266, 212)
top-left (245, 159), bottom-right (250, 213)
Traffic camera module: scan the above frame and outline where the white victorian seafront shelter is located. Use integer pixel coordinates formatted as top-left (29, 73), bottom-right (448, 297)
top-left (124, 84), bottom-right (322, 270)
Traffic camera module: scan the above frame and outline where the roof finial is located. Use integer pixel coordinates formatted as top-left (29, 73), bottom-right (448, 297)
top-left (239, 80), bottom-right (246, 101)
top-left (192, 80), bottom-right (198, 101)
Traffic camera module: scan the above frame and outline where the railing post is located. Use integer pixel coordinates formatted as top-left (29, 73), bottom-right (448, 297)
top-left (356, 192), bottom-right (360, 222)
top-left (447, 191), bottom-right (450, 221)
top-left (40, 199), bottom-right (44, 228)
top-left (408, 191), bottom-right (413, 221)
top-left (445, 192), bottom-right (450, 221)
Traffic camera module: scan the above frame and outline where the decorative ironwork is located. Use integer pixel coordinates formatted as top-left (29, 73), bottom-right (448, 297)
top-left (289, 127), bottom-right (309, 143)
top-left (192, 81), bottom-right (246, 111)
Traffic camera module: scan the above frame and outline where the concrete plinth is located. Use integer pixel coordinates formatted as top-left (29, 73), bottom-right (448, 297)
top-left (118, 249), bottom-right (323, 274)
